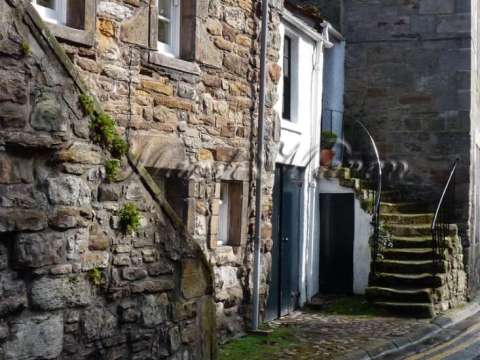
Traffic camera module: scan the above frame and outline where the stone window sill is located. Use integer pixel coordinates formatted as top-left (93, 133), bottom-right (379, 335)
top-left (48, 23), bottom-right (94, 47)
top-left (148, 51), bottom-right (201, 75)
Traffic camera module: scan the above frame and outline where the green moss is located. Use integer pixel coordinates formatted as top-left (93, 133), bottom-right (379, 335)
top-left (90, 112), bottom-right (117, 146)
top-left (110, 136), bottom-right (129, 159)
top-left (105, 159), bottom-right (121, 183)
top-left (317, 296), bottom-right (390, 317)
top-left (88, 267), bottom-right (102, 286)
top-left (119, 203), bottom-right (141, 234)
top-left (79, 94), bottom-right (96, 117)
top-left (20, 41), bottom-right (31, 56)
top-left (219, 327), bottom-right (298, 360)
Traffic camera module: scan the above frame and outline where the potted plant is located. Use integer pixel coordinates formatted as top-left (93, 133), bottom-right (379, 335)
top-left (321, 131), bottom-right (338, 167)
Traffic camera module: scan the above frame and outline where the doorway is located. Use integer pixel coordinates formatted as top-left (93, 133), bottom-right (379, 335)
top-left (266, 165), bottom-right (304, 321)
top-left (319, 193), bottom-right (354, 294)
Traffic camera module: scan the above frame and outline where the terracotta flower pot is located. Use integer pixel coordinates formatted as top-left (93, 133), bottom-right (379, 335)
top-left (320, 149), bottom-right (335, 168)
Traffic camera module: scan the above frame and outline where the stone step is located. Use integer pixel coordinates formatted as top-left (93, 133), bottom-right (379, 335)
top-left (389, 235), bottom-right (456, 249)
top-left (371, 272), bottom-right (444, 288)
top-left (380, 213), bottom-right (434, 225)
top-left (380, 202), bottom-right (431, 214)
top-left (366, 286), bottom-right (433, 303)
top-left (385, 224), bottom-right (457, 237)
top-left (374, 301), bottom-right (435, 318)
top-left (376, 259), bottom-right (447, 275)
top-left (382, 247), bottom-right (437, 261)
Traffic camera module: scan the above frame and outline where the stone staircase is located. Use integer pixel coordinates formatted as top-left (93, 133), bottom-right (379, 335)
top-left (320, 167), bottom-right (466, 318)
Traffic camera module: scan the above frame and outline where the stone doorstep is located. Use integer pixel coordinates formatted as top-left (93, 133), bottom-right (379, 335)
top-left (333, 293), bottom-right (480, 360)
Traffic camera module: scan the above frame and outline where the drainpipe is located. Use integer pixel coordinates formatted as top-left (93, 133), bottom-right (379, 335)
top-left (252, 0), bottom-right (269, 331)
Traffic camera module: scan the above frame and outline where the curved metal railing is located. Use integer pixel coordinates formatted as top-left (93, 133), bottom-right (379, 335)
top-left (431, 159), bottom-right (458, 273)
top-left (355, 120), bottom-right (383, 277)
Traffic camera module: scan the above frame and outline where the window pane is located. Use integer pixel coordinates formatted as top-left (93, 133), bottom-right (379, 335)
top-left (218, 183), bottom-right (229, 245)
top-left (158, 19), bottom-right (171, 44)
top-left (283, 36), bottom-right (292, 120)
top-left (158, 0), bottom-right (172, 18)
top-left (37, 0), bottom-right (55, 9)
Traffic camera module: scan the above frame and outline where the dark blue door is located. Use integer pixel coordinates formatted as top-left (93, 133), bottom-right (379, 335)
top-left (266, 165), bottom-right (303, 320)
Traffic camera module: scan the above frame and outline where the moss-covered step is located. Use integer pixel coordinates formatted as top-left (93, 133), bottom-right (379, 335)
top-left (385, 224), bottom-right (458, 238)
top-left (380, 213), bottom-right (434, 225)
top-left (389, 235), bottom-right (456, 249)
top-left (366, 286), bottom-right (433, 303)
top-left (374, 301), bottom-right (435, 318)
top-left (380, 202), bottom-right (431, 214)
top-left (376, 259), bottom-right (447, 275)
top-left (371, 272), bottom-right (445, 288)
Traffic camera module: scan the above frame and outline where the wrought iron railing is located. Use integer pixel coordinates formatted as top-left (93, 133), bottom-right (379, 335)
top-left (354, 120), bottom-right (382, 277)
top-left (431, 159), bottom-right (458, 273)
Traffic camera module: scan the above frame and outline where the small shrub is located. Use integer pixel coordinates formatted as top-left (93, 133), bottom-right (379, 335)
top-left (20, 41), bottom-right (31, 56)
top-left (119, 203), bottom-right (141, 234)
top-left (105, 159), bottom-right (121, 182)
top-left (90, 112), bottom-right (117, 147)
top-left (88, 267), bottom-right (102, 286)
top-left (370, 222), bottom-right (393, 260)
top-left (79, 94), bottom-right (96, 117)
top-left (110, 136), bottom-right (129, 159)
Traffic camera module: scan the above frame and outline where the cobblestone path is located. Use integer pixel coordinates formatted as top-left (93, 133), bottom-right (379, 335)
top-left (269, 310), bottom-right (429, 359)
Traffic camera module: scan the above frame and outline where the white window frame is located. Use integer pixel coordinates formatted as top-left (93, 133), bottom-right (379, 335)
top-left (157, 0), bottom-right (181, 58)
top-left (31, 0), bottom-right (66, 25)
top-left (217, 182), bottom-right (230, 246)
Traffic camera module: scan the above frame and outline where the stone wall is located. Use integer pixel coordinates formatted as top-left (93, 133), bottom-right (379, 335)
top-left (343, 0), bottom-right (472, 269)
top-left (3, 0), bottom-right (284, 345)
top-left (0, 1), bottom-right (217, 359)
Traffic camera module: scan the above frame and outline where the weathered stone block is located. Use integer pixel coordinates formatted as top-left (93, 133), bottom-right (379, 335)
top-left (54, 142), bottom-right (103, 165)
top-left (0, 153), bottom-right (33, 184)
top-left (181, 259), bottom-right (208, 299)
top-left (47, 176), bottom-right (91, 206)
top-left (141, 293), bottom-right (168, 327)
top-left (0, 271), bottom-right (27, 316)
top-left (120, 4), bottom-right (150, 47)
top-left (81, 251), bottom-right (110, 270)
top-left (142, 79), bottom-right (174, 96)
top-left (0, 209), bottom-right (47, 232)
top-left (419, 0), bottom-right (455, 14)
top-left (196, 24), bottom-right (223, 68)
top-left (30, 276), bottom-right (92, 310)
top-left (82, 306), bottom-right (118, 341)
top-left (3, 313), bottom-right (63, 360)
top-left (130, 134), bottom-right (186, 170)
top-left (122, 267), bottom-right (148, 281)
top-left (15, 231), bottom-right (65, 268)
top-left (0, 102), bottom-right (28, 129)
top-left (130, 278), bottom-right (175, 293)
top-left (30, 93), bottom-right (67, 132)
top-left (89, 224), bottom-right (110, 251)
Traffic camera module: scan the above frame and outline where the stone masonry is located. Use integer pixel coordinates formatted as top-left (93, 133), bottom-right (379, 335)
top-left (342, 0), bottom-right (474, 289)
top-left (0, 1), bottom-right (218, 359)
top-left (0, 0), bottom-right (286, 356)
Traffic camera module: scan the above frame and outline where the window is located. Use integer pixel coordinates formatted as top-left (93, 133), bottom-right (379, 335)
top-left (157, 0), bottom-right (181, 57)
top-left (30, 0), bottom-right (95, 46)
top-left (31, 0), bottom-right (66, 25)
top-left (282, 35), bottom-right (292, 121)
top-left (216, 181), bottom-right (247, 247)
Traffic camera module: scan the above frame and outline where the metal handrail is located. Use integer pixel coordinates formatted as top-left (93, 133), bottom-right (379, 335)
top-left (355, 120), bottom-right (382, 277)
top-left (431, 159), bottom-right (459, 272)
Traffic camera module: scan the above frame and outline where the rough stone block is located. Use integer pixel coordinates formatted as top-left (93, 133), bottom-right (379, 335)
top-left (3, 314), bottom-right (63, 360)
top-left (181, 259), bottom-right (208, 299)
top-left (15, 231), bottom-right (66, 268)
top-left (54, 142), bottom-right (103, 165)
top-left (120, 4), bottom-right (150, 47)
top-left (130, 134), bottom-right (186, 170)
top-left (0, 209), bottom-right (47, 232)
top-left (0, 102), bottom-right (28, 129)
top-left (30, 276), bottom-right (92, 310)
top-left (82, 306), bottom-right (118, 341)
top-left (141, 293), bottom-right (168, 327)
top-left (47, 176), bottom-right (91, 206)
top-left (30, 93), bottom-right (67, 132)
top-left (0, 271), bottom-right (27, 316)
top-left (419, 0), bottom-right (455, 14)
top-left (0, 152), bottom-right (33, 184)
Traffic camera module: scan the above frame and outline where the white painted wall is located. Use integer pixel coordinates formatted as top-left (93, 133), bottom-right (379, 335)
top-left (274, 19), bottom-right (324, 306)
top-left (318, 178), bottom-right (372, 294)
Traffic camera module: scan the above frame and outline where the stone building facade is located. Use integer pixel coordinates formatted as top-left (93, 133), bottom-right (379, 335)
top-left (0, 0), bottom-right (286, 357)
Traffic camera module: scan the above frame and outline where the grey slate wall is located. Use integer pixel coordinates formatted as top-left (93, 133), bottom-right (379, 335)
top-left (343, 0), bottom-right (472, 259)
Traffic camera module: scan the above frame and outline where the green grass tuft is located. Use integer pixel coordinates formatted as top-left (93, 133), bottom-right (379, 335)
top-left (119, 203), bottom-right (141, 235)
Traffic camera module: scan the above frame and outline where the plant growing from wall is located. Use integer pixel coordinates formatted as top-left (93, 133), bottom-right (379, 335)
top-left (79, 93), bottom-right (96, 117)
top-left (20, 41), bottom-right (31, 56)
top-left (370, 222), bottom-right (393, 260)
top-left (88, 267), bottom-right (103, 286)
top-left (105, 159), bottom-right (121, 183)
top-left (119, 203), bottom-right (141, 235)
